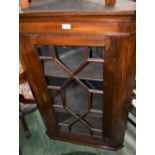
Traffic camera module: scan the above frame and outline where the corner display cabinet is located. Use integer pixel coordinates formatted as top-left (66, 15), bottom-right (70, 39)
top-left (19, 0), bottom-right (136, 151)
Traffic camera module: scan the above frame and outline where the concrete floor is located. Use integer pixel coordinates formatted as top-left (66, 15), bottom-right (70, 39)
top-left (19, 110), bottom-right (136, 155)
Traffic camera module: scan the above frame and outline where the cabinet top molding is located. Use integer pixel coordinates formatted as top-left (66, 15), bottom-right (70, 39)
top-left (20, 0), bottom-right (136, 16)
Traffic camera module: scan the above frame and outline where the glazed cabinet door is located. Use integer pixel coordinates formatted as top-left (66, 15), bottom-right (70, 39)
top-left (20, 33), bottom-right (135, 150)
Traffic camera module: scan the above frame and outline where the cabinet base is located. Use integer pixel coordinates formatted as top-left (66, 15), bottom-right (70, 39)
top-left (46, 130), bottom-right (123, 151)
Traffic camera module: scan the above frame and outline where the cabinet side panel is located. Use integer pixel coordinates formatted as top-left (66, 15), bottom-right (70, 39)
top-left (103, 37), bottom-right (116, 140)
top-left (104, 34), bottom-right (136, 144)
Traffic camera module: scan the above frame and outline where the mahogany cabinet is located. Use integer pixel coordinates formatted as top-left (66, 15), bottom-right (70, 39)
top-left (19, 0), bottom-right (136, 151)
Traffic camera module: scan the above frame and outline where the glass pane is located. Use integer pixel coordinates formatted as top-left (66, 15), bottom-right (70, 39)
top-left (35, 45), bottom-right (104, 137)
top-left (36, 45), bottom-right (51, 56)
